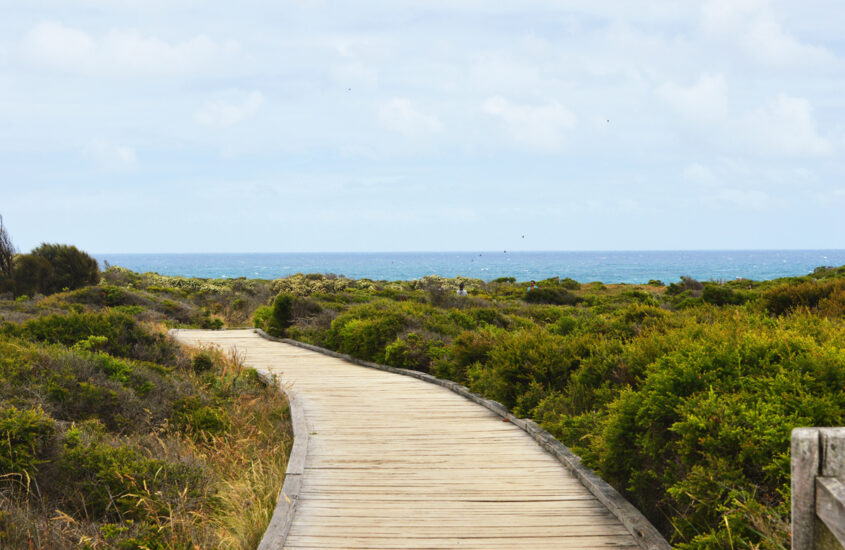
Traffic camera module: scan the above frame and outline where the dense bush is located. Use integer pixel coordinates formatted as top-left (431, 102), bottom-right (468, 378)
top-left (384, 332), bottom-right (446, 372)
top-left (701, 283), bottom-right (748, 306)
top-left (666, 276), bottom-right (704, 296)
top-left (10, 253), bottom-right (53, 297)
top-left (524, 287), bottom-right (581, 305)
top-left (261, 293), bottom-right (293, 337)
top-left (58, 429), bottom-right (208, 521)
top-left (325, 307), bottom-right (405, 362)
top-left (468, 327), bottom-right (574, 415)
top-left (762, 278), bottom-right (845, 315)
top-left (592, 313), bottom-right (844, 546)
top-left (0, 405), bottom-right (55, 477)
top-left (7, 310), bottom-right (182, 364)
top-left (13, 243), bottom-right (100, 296)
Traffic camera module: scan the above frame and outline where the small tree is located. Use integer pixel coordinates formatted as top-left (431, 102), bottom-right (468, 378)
top-left (11, 254), bottom-right (52, 296)
top-left (266, 293), bottom-right (294, 337)
top-left (21, 243), bottom-right (100, 295)
top-left (0, 215), bottom-right (14, 279)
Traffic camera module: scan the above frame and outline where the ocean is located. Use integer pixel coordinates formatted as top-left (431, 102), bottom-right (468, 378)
top-left (95, 250), bottom-right (845, 285)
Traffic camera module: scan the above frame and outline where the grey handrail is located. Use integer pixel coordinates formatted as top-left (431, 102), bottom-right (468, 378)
top-left (792, 427), bottom-right (845, 549)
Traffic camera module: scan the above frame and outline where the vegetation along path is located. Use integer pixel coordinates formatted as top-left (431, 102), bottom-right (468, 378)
top-left (174, 328), bottom-right (661, 550)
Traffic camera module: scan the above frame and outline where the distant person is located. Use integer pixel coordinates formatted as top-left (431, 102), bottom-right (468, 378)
top-left (457, 282), bottom-right (468, 296)
top-left (528, 280), bottom-right (536, 291)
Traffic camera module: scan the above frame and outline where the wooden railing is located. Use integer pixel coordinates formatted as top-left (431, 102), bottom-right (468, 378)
top-left (792, 427), bottom-right (845, 549)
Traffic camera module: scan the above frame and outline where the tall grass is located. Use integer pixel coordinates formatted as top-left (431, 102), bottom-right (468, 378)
top-left (0, 332), bottom-right (292, 549)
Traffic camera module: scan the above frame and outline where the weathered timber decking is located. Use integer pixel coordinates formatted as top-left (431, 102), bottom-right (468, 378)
top-left (173, 329), bottom-right (651, 550)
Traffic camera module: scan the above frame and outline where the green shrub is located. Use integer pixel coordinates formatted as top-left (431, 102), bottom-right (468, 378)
top-left (762, 278), bottom-right (845, 315)
top-left (524, 287), bottom-right (581, 305)
top-left (701, 283), bottom-right (748, 306)
top-left (433, 328), bottom-right (501, 384)
top-left (12, 310), bottom-right (179, 363)
top-left (28, 243), bottom-right (99, 295)
top-left (266, 293), bottom-right (294, 337)
top-left (330, 316), bottom-right (403, 362)
top-left (468, 327), bottom-right (574, 414)
top-left (0, 405), bottom-right (55, 477)
top-left (552, 315), bottom-right (578, 336)
top-left (191, 351), bottom-right (215, 373)
top-left (560, 277), bottom-right (581, 290)
top-left (200, 315), bottom-right (224, 330)
top-left (592, 314), bottom-right (845, 545)
top-left (58, 434), bottom-right (207, 521)
top-left (469, 307), bottom-right (510, 328)
top-left (35, 351), bottom-right (174, 433)
top-left (253, 305), bottom-right (272, 329)
top-left (666, 276), bottom-right (704, 296)
top-left (384, 332), bottom-right (446, 372)
top-left (323, 302), bottom-right (406, 362)
top-left (492, 277), bottom-right (516, 284)
top-left (170, 397), bottom-right (229, 437)
top-left (10, 254), bottom-right (52, 297)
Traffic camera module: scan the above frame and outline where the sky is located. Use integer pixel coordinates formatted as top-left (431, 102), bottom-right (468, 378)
top-left (1, 0), bottom-right (844, 253)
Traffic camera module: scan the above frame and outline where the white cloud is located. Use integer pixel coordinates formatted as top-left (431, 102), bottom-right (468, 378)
top-left (714, 188), bottom-right (769, 209)
top-left (194, 91), bottom-right (265, 128)
top-left (482, 96), bottom-right (576, 152)
top-left (701, 0), bottom-right (835, 67)
top-left (701, 0), bottom-right (766, 31)
top-left (683, 162), bottom-right (718, 186)
top-left (739, 94), bottom-right (832, 156)
top-left (87, 140), bottom-right (137, 171)
top-left (378, 98), bottom-right (443, 136)
top-left (656, 74), bottom-right (727, 123)
top-left (23, 21), bottom-right (241, 76)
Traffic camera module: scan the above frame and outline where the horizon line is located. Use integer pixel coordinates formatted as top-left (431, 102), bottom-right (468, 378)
top-left (94, 248), bottom-right (845, 255)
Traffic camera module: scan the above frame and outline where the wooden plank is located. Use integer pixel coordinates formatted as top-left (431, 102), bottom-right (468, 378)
top-left (172, 329), bottom-right (655, 550)
top-left (816, 477), bottom-right (845, 547)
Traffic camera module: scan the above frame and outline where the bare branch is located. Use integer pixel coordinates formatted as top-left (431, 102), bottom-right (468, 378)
top-left (0, 214), bottom-right (16, 277)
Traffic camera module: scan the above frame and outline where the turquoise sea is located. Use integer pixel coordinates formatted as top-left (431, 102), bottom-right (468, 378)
top-left (96, 250), bottom-right (845, 285)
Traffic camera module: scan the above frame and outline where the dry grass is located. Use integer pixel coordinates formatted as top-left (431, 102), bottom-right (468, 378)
top-left (185, 348), bottom-right (292, 549)
top-left (1, 339), bottom-right (292, 549)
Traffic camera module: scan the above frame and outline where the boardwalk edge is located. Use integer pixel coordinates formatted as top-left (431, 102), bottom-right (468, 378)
top-left (255, 328), bottom-right (671, 550)
top-left (256, 378), bottom-right (308, 550)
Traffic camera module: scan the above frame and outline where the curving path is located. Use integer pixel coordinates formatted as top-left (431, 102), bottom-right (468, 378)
top-left (173, 329), bottom-right (655, 550)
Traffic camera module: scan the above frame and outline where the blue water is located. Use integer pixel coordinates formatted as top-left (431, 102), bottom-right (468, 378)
top-left (95, 250), bottom-right (845, 285)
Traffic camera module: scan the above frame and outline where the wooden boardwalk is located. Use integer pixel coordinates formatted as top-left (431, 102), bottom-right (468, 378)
top-left (174, 329), bottom-right (644, 550)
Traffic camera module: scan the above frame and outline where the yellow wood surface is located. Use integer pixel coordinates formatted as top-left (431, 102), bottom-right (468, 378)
top-left (173, 329), bottom-right (639, 550)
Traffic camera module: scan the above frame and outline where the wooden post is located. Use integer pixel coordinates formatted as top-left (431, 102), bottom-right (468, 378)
top-left (792, 427), bottom-right (845, 550)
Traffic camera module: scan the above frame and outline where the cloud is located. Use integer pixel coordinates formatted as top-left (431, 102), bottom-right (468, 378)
top-left (739, 94), bottom-right (832, 156)
top-left (656, 74), bottom-right (727, 123)
top-left (701, 0), bottom-right (835, 67)
top-left (87, 140), bottom-right (137, 171)
top-left (683, 162), bottom-right (718, 186)
top-left (714, 188), bottom-right (769, 209)
top-left (194, 91), bottom-right (265, 128)
top-left (378, 98), bottom-right (443, 136)
top-left (482, 96), bottom-right (576, 152)
top-left (23, 21), bottom-right (240, 76)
